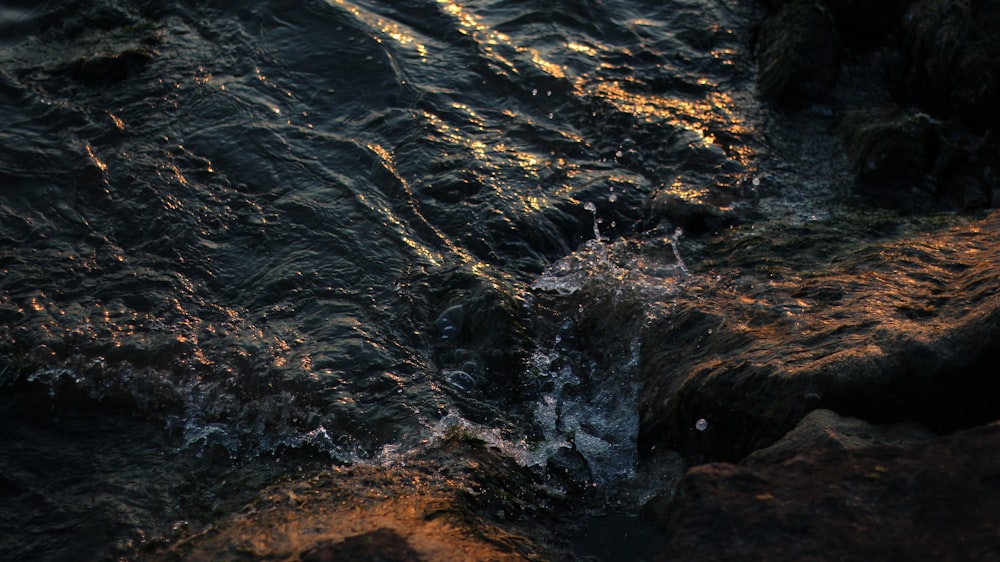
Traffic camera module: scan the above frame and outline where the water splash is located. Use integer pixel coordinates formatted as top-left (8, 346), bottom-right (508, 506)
top-left (531, 206), bottom-right (691, 297)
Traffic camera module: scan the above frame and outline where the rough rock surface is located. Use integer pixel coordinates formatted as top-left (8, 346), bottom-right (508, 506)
top-left (895, 0), bottom-right (1000, 131)
top-left (754, 0), bottom-right (1000, 211)
top-left (742, 408), bottom-right (936, 465)
top-left (659, 422), bottom-right (1000, 562)
top-left (833, 108), bottom-right (1000, 211)
top-left (134, 436), bottom-right (571, 562)
top-left (638, 210), bottom-right (1000, 462)
top-left (755, 1), bottom-right (840, 105)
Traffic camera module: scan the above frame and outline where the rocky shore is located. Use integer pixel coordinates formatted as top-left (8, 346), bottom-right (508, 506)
top-left (131, 1), bottom-right (1000, 560)
top-left (649, 0), bottom-right (1000, 559)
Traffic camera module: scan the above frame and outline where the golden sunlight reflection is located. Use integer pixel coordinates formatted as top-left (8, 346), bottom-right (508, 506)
top-left (332, 0), bottom-right (428, 59)
top-left (108, 112), bottom-right (125, 131)
top-left (588, 79), bottom-right (751, 163)
top-left (435, 0), bottom-right (564, 80)
top-left (85, 144), bottom-right (107, 172)
top-left (667, 177), bottom-right (710, 202)
top-left (565, 41), bottom-right (598, 56)
top-left (429, 1), bottom-right (751, 166)
top-left (366, 143), bottom-right (446, 267)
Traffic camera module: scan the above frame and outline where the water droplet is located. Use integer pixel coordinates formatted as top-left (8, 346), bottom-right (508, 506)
top-left (584, 201), bottom-right (597, 213)
top-left (695, 418), bottom-right (708, 431)
top-left (532, 88), bottom-right (538, 96)
top-left (751, 177), bottom-right (761, 186)
top-left (615, 150), bottom-right (623, 158)
top-left (608, 193), bottom-right (618, 203)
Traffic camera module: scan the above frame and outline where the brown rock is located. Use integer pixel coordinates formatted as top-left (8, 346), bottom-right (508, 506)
top-left (659, 422), bottom-right (1000, 561)
top-left (639, 211), bottom-right (1000, 461)
top-left (742, 408), bottom-right (936, 465)
top-left (301, 528), bottom-right (422, 562)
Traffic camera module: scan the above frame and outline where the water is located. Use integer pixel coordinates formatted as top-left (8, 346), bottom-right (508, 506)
top-left (0, 0), bottom-right (768, 558)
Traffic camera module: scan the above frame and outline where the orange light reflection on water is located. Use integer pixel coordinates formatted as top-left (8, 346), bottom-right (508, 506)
top-left (431, 0), bottom-right (751, 168)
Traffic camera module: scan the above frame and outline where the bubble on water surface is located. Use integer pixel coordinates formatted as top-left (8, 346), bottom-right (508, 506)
top-left (695, 418), bottom-right (708, 431)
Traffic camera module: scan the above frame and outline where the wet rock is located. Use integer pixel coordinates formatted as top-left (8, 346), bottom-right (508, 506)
top-left (134, 437), bottom-right (573, 561)
top-left (546, 446), bottom-right (592, 483)
top-left (62, 47), bottom-right (155, 87)
top-left (755, 2), bottom-right (840, 107)
top-left (638, 211), bottom-right (1000, 462)
top-left (36, 4), bottom-right (163, 87)
top-left (834, 108), bottom-right (935, 185)
top-left (644, 193), bottom-right (736, 236)
top-left (834, 108), bottom-right (1000, 211)
top-left (300, 528), bottom-right (422, 562)
top-left (894, 0), bottom-right (1000, 132)
top-left (742, 408), bottom-right (936, 465)
top-left (659, 422), bottom-right (1000, 561)
top-left (759, 0), bottom-right (912, 53)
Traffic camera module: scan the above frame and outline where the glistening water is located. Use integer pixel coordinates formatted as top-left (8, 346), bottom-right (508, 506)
top-left (0, 0), bottom-right (777, 558)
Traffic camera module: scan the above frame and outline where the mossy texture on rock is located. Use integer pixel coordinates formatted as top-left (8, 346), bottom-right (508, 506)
top-left (834, 108), bottom-right (935, 185)
top-left (834, 108), bottom-right (1000, 210)
top-left (897, 0), bottom-right (1000, 131)
top-left (639, 211), bottom-right (1000, 461)
top-left (755, 2), bottom-right (840, 106)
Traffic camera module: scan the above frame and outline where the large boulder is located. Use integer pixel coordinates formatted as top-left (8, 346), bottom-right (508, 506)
top-left (133, 436), bottom-right (574, 561)
top-left (755, 2), bottom-right (840, 106)
top-left (638, 210), bottom-right (1000, 462)
top-left (832, 108), bottom-right (1000, 211)
top-left (742, 408), bottom-right (936, 465)
top-left (659, 421), bottom-right (1000, 561)
top-left (894, 0), bottom-right (1000, 132)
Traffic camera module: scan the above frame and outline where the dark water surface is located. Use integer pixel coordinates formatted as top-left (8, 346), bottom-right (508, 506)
top-left (0, 0), bottom-right (781, 558)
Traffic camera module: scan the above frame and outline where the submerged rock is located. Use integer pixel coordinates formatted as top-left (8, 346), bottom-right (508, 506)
top-left (133, 437), bottom-right (573, 562)
top-left (833, 108), bottom-right (936, 186)
top-left (660, 422), bottom-right (1000, 561)
top-left (44, 12), bottom-right (163, 87)
top-left (638, 210), bottom-right (1000, 462)
top-left (752, 0), bottom-right (1000, 210)
top-left (300, 528), bottom-right (422, 562)
top-left (62, 46), bottom-right (156, 87)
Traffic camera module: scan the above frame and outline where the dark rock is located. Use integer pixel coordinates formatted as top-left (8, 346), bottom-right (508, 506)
top-left (63, 47), bottom-right (155, 87)
top-left (742, 408), bottom-right (936, 465)
top-left (638, 211), bottom-right (1000, 462)
top-left (833, 108), bottom-right (936, 185)
top-left (546, 446), bottom-right (592, 483)
top-left (895, 0), bottom-right (1000, 132)
top-left (758, 0), bottom-right (912, 52)
top-left (39, 10), bottom-right (163, 87)
top-left (644, 193), bottom-right (735, 236)
top-left (301, 528), bottom-right (423, 562)
top-left (834, 108), bottom-right (1000, 210)
top-left (755, 2), bottom-right (841, 107)
top-left (659, 422), bottom-right (1000, 562)
top-left (136, 437), bottom-right (571, 561)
